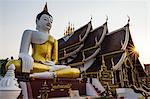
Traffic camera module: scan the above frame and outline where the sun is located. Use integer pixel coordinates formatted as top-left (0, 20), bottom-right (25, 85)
top-left (127, 43), bottom-right (139, 60)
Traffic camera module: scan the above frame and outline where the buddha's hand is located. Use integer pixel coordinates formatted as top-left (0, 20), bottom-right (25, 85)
top-left (19, 53), bottom-right (34, 73)
top-left (43, 61), bottom-right (55, 66)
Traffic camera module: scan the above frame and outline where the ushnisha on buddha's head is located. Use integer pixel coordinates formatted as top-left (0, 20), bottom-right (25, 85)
top-left (36, 3), bottom-right (53, 33)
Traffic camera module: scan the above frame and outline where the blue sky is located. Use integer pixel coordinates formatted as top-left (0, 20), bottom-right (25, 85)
top-left (0, 0), bottom-right (150, 64)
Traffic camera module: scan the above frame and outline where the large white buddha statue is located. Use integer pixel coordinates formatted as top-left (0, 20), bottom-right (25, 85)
top-left (6, 3), bottom-right (80, 78)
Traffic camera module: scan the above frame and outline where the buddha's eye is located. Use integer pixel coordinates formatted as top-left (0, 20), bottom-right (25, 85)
top-left (44, 18), bottom-right (47, 21)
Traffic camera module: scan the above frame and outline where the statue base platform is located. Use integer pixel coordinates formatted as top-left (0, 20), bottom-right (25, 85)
top-left (18, 78), bottom-right (86, 99)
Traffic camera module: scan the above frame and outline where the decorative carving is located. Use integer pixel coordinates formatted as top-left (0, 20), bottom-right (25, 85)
top-left (99, 56), bottom-right (118, 94)
top-left (51, 83), bottom-right (72, 91)
top-left (39, 80), bottom-right (50, 98)
top-left (99, 60), bottom-right (112, 86)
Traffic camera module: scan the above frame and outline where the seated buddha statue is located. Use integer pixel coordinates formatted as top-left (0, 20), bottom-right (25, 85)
top-left (6, 3), bottom-right (80, 78)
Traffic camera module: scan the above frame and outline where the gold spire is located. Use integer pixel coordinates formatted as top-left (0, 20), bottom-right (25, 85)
top-left (64, 22), bottom-right (74, 36)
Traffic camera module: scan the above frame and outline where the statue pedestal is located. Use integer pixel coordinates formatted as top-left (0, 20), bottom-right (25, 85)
top-left (19, 78), bottom-right (86, 98)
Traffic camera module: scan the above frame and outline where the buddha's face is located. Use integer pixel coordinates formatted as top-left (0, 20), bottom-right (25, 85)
top-left (36, 14), bottom-right (53, 32)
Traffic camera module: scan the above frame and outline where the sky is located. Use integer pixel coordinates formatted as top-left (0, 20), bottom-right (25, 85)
top-left (0, 0), bottom-right (150, 64)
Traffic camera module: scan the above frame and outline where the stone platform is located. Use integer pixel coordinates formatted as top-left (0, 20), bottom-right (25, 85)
top-left (18, 78), bottom-right (86, 99)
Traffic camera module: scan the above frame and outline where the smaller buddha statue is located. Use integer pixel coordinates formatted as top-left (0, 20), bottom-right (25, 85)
top-left (6, 3), bottom-right (80, 78)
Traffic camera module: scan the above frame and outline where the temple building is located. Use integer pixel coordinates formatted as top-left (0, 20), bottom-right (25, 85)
top-left (58, 20), bottom-right (150, 97)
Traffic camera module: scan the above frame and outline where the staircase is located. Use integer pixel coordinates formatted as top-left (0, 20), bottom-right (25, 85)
top-left (86, 78), bottom-right (105, 96)
top-left (92, 85), bottom-right (101, 96)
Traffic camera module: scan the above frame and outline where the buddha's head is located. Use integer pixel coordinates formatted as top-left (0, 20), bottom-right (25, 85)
top-left (36, 3), bottom-right (53, 32)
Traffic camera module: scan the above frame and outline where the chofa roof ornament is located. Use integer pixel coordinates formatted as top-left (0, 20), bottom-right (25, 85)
top-left (127, 15), bottom-right (130, 24)
top-left (106, 15), bottom-right (108, 22)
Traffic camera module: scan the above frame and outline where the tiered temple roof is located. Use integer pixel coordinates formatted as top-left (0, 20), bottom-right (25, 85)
top-left (58, 21), bottom-right (145, 73)
top-left (58, 20), bottom-right (149, 96)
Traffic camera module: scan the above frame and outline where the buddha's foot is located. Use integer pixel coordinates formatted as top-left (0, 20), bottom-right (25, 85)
top-left (29, 72), bottom-right (56, 79)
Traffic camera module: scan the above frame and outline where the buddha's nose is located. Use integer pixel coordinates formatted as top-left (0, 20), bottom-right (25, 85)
top-left (47, 23), bottom-right (51, 26)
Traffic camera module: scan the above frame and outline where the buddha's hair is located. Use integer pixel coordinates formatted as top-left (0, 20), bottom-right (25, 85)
top-left (36, 11), bottom-right (53, 20)
top-left (36, 3), bottom-right (53, 24)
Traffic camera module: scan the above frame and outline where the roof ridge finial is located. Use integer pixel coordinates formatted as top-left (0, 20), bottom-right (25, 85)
top-left (90, 14), bottom-right (93, 22)
top-left (73, 24), bottom-right (75, 31)
top-left (127, 15), bottom-right (130, 24)
top-left (43, 2), bottom-right (48, 12)
top-left (106, 15), bottom-right (108, 22)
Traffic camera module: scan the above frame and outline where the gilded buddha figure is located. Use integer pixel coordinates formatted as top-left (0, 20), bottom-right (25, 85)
top-left (6, 3), bottom-right (80, 78)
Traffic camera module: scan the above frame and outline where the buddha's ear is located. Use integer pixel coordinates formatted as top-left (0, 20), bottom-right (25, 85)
top-left (36, 19), bottom-right (40, 30)
top-left (36, 19), bottom-right (39, 24)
